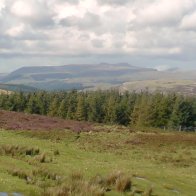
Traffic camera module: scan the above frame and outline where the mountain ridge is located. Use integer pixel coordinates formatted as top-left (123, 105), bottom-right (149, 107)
top-left (0, 63), bottom-right (156, 91)
top-left (0, 63), bottom-right (195, 93)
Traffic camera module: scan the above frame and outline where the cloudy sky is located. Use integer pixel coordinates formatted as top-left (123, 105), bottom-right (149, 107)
top-left (0, 0), bottom-right (196, 72)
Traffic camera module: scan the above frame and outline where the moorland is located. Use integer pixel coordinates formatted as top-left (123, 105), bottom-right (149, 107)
top-left (0, 89), bottom-right (195, 196)
top-left (0, 110), bottom-right (196, 196)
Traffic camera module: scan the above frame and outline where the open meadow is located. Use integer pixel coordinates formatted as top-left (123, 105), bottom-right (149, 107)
top-left (0, 112), bottom-right (196, 196)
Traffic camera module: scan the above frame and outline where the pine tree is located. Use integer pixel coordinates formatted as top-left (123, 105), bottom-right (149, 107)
top-left (75, 95), bottom-right (86, 121)
top-left (168, 96), bottom-right (194, 128)
top-left (0, 89), bottom-right (195, 129)
top-left (58, 99), bottom-right (68, 118)
top-left (87, 92), bottom-right (105, 123)
top-left (36, 92), bottom-right (49, 115)
top-left (104, 95), bottom-right (118, 124)
top-left (117, 95), bottom-right (131, 125)
top-left (66, 91), bottom-right (77, 119)
top-left (131, 92), bottom-right (153, 127)
top-left (48, 97), bottom-right (59, 117)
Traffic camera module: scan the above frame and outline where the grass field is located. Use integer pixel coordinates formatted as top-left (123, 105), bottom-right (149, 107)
top-left (0, 126), bottom-right (196, 196)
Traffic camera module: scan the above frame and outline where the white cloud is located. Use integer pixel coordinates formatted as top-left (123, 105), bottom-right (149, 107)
top-left (155, 64), bottom-right (179, 71)
top-left (6, 23), bottom-right (25, 37)
top-left (133, 0), bottom-right (196, 26)
top-left (180, 12), bottom-right (196, 30)
top-left (10, 0), bottom-right (54, 27)
top-left (155, 65), bottom-right (171, 71)
top-left (11, 1), bottom-right (34, 17)
top-left (0, 0), bottom-right (5, 15)
top-left (0, 0), bottom-right (196, 71)
top-left (168, 47), bottom-right (182, 55)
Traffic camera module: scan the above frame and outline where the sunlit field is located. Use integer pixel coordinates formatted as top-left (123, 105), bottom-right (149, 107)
top-left (0, 126), bottom-right (196, 196)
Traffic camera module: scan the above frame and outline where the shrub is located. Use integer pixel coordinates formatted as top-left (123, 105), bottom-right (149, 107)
top-left (115, 176), bottom-right (131, 192)
top-left (0, 145), bottom-right (40, 157)
top-left (106, 171), bottom-right (122, 186)
top-left (26, 148), bottom-right (40, 156)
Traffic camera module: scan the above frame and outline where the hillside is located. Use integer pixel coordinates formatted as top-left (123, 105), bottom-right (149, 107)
top-left (1, 64), bottom-right (196, 94)
top-left (0, 110), bottom-right (196, 195)
top-left (0, 90), bottom-right (195, 129)
top-left (0, 110), bottom-right (92, 131)
top-left (120, 80), bottom-right (196, 95)
top-left (0, 63), bottom-right (156, 91)
top-left (0, 83), bottom-right (37, 92)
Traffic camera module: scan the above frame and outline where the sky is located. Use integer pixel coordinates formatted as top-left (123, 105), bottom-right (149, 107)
top-left (0, 0), bottom-right (196, 72)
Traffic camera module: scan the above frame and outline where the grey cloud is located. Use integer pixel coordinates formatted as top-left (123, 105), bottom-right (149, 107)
top-left (13, 32), bottom-right (48, 41)
top-left (79, 34), bottom-right (90, 41)
top-left (97, 0), bottom-right (130, 5)
top-left (56, 0), bottom-right (79, 4)
top-left (0, 36), bottom-right (14, 49)
top-left (91, 39), bottom-right (104, 48)
top-left (0, 39), bottom-right (28, 53)
top-left (60, 12), bottom-right (101, 30)
top-left (32, 17), bottom-right (54, 28)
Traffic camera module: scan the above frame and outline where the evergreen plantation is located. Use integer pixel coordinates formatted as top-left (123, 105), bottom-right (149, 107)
top-left (0, 90), bottom-right (195, 129)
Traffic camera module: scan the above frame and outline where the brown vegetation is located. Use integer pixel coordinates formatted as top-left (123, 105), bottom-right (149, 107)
top-left (0, 144), bottom-right (40, 157)
top-left (0, 110), bottom-right (92, 132)
top-left (126, 133), bottom-right (196, 147)
top-left (115, 176), bottom-right (131, 192)
top-left (44, 171), bottom-right (134, 196)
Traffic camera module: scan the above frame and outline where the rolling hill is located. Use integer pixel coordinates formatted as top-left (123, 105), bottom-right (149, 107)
top-left (0, 63), bottom-right (195, 94)
top-left (0, 110), bottom-right (196, 195)
top-left (0, 63), bottom-right (156, 91)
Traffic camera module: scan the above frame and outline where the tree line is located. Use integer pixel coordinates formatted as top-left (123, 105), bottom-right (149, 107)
top-left (0, 90), bottom-right (195, 129)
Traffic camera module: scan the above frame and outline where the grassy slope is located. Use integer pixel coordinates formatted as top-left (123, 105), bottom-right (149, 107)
top-left (0, 83), bottom-right (37, 92)
top-left (0, 127), bottom-right (196, 196)
top-left (121, 80), bottom-right (196, 95)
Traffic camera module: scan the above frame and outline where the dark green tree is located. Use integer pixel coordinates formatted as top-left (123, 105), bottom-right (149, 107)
top-left (76, 94), bottom-right (87, 121)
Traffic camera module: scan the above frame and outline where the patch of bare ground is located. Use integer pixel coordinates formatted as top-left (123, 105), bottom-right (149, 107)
top-left (0, 110), bottom-right (92, 132)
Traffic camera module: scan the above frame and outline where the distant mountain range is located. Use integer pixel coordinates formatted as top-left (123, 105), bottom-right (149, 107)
top-left (0, 63), bottom-right (195, 94)
top-left (0, 63), bottom-right (155, 91)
